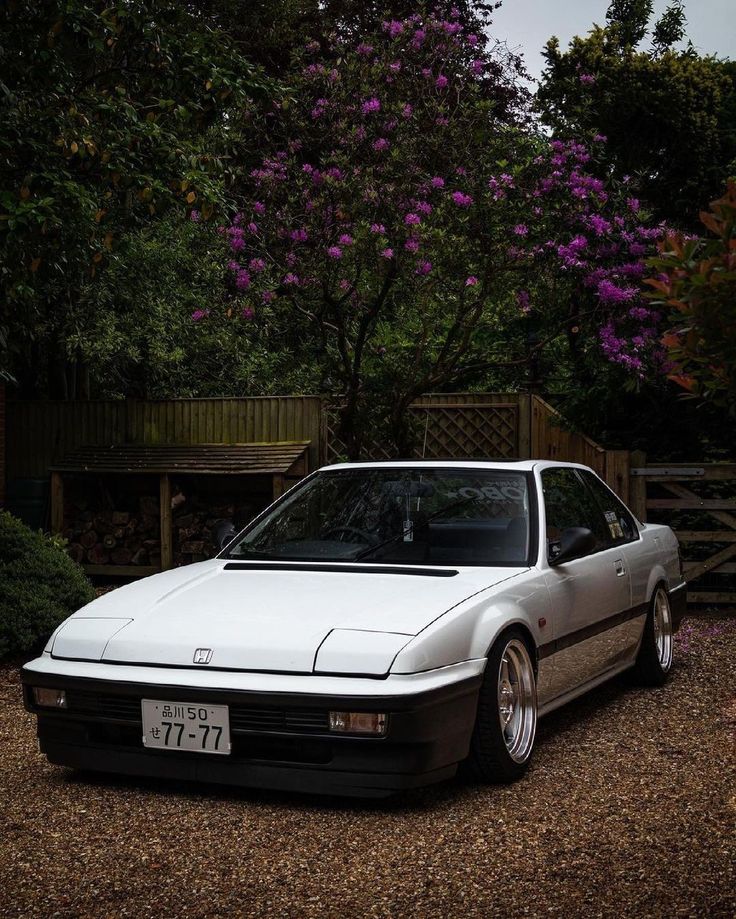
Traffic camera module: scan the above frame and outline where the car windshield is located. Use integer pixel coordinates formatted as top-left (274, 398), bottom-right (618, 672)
top-left (224, 467), bottom-right (532, 567)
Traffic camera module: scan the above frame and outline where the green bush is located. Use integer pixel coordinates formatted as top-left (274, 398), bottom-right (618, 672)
top-left (0, 511), bottom-right (96, 661)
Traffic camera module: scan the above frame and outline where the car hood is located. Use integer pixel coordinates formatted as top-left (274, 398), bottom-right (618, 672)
top-left (53, 560), bottom-right (525, 674)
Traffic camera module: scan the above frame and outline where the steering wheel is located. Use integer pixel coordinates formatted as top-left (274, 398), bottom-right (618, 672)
top-left (323, 526), bottom-right (378, 545)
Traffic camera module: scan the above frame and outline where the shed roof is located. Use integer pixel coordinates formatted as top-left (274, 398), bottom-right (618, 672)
top-left (50, 441), bottom-right (311, 475)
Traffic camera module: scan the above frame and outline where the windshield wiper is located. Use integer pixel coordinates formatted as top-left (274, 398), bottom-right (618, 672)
top-left (353, 496), bottom-right (477, 562)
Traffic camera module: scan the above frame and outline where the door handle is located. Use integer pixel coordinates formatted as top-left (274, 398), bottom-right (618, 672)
top-left (614, 558), bottom-right (626, 577)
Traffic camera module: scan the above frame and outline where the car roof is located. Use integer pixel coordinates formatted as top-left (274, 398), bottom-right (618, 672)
top-left (319, 459), bottom-right (593, 473)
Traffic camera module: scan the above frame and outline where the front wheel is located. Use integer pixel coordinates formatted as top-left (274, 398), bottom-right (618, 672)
top-left (632, 585), bottom-right (674, 686)
top-left (467, 630), bottom-right (537, 783)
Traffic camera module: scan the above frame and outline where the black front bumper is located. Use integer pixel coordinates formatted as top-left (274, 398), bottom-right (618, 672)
top-left (21, 669), bottom-right (482, 798)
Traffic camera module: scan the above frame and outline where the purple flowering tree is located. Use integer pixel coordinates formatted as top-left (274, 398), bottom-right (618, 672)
top-left (214, 10), bottom-right (665, 456)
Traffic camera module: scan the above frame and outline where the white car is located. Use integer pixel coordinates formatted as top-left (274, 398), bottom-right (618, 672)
top-left (23, 461), bottom-right (686, 797)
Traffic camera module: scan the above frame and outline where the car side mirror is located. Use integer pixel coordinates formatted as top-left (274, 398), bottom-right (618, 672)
top-left (213, 519), bottom-right (237, 551)
top-left (549, 526), bottom-right (596, 566)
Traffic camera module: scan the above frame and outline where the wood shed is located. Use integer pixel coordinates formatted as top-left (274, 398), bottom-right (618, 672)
top-left (50, 441), bottom-right (310, 577)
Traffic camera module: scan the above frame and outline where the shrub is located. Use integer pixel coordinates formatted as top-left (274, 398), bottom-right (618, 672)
top-left (0, 511), bottom-right (96, 661)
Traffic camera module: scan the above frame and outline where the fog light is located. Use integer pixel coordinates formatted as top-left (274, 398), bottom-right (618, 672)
top-left (33, 687), bottom-right (67, 709)
top-left (328, 712), bottom-right (387, 735)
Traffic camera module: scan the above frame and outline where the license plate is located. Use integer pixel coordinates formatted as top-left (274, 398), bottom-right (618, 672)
top-left (141, 699), bottom-right (231, 755)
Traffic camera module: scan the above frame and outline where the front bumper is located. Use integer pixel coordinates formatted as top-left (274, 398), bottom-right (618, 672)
top-left (21, 663), bottom-right (483, 798)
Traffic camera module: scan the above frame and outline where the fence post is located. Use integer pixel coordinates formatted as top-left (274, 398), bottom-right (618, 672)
top-left (604, 449), bottom-right (630, 503)
top-left (517, 393), bottom-right (531, 459)
top-left (629, 450), bottom-right (647, 521)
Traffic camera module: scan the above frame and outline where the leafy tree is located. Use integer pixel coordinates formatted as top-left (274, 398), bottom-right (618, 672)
top-left (646, 181), bottom-right (736, 412)
top-left (536, 1), bottom-right (736, 227)
top-left (202, 11), bottom-right (665, 457)
top-left (0, 0), bottom-right (270, 395)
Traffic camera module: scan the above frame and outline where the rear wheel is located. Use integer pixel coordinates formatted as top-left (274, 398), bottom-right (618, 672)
top-left (632, 585), bottom-right (673, 686)
top-left (467, 630), bottom-right (537, 783)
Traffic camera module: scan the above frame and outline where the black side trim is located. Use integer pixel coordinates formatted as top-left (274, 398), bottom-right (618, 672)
top-left (669, 582), bottom-right (687, 630)
top-left (538, 602), bottom-right (648, 660)
top-left (223, 563), bottom-right (459, 577)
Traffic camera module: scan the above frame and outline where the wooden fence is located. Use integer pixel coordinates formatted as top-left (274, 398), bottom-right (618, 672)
top-left (630, 461), bottom-right (736, 609)
top-left (7, 397), bottom-right (324, 479)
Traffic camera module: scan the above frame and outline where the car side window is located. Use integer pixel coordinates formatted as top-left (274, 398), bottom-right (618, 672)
top-left (541, 468), bottom-right (610, 560)
top-left (579, 470), bottom-right (638, 545)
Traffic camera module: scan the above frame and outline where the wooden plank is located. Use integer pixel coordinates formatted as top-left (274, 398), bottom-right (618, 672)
top-left (683, 543), bottom-right (736, 580)
top-left (628, 450), bottom-right (647, 521)
top-left (83, 564), bottom-right (160, 578)
top-left (159, 473), bottom-right (173, 571)
top-left (676, 531), bottom-right (736, 542)
top-left (50, 472), bottom-right (64, 534)
top-left (604, 450), bottom-right (630, 503)
top-left (647, 499), bottom-right (736, 510)
top-left (632, 464), bottom-right (736, 480)
top-left (272, 473), bottom-right (285, 501)
top-left (687, 591), bottom-right (736, 605)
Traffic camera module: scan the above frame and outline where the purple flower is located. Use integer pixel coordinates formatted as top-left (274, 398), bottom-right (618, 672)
top-left (370, 223), bottom-right (386, 234)
top-left (325, 167), bottom-right (344, 180)
top-left (513, 224), bottom-right (529, 236)
top-left (262, 290), bottom-right (276, 303)
top-left (383, 19), bottom-right (404, 37)
top-left (249, 258), bottom-right (266, 272)
top-left (191, 309), bottom-right (209, 322)
top-left (339, 233), bottom-right (354, 246)
top-left (451, 191), bottom-right (474, 207)
top-left (253, 201), bottom-right (266, 214)
top-left (404, 237), bottom-right (420, 252)
top-left (361, 97), bottom-right (381, 115)
top-left (430, 176), bottom-right (445, 188)
top-left (380, 247), bottom-right (394, 259)
top-left (227, 260), bottom-right (240, 272)
top-left (402, 104), bottom-right (413, 118)
top-left (467, 34), bottom-right (479, 46)
top-left (356, 42), bottom-right (373, 56)
top-left (435, 74), bottom-right (449, 89)
top-left (247, 222), bottom-right (258, 234)
top-left (242, 307), bottom-right (255, 320)
top-left (415, 260), bottom-right (432, 276)
top-left (416, 201), bottom-right (432, 215)
top-left (588, 214), bottom-right (611, 236)
top-left (517, 290), bottom-right (531, 314)
top-left (339, 278), bottom-right (351, 291)
top-left (229, 236), bottom-right (245, 253)
top-left (471, 59), bottom-right (484, 76)
top-left (465, 276), bottom-right (479, 287)
top-left (235, 269), bottom-right (251, 290)
top-left (389, 61), bottom-right (401, 73)
top-left (627, 197), bottom-right (641, 212)
top-left (283, 272), bottom-right (300, 285)
top-left (597, 279), bottom-right (638, 304)
top-left (404, 213), bottom-right (421, 225)
top-left (189, 210), bottom-right (200, 222)
top-left (327, 246), bottom-right (342, 259)
top-left (290, 228), bottom-right (309, 243)
top-left (372, 138), bottom-right (390, 152)
top-left (579, 73), bottom-right (595, 85)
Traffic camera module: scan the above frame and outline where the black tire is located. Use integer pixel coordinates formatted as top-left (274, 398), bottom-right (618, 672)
top-left (466, 628), bottom-right (538, 784)
top-left (631, 585), bottom-right (674, 687)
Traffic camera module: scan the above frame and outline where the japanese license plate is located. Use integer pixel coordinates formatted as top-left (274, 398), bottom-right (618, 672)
top-left (141, 699), bottom-right (231, 755)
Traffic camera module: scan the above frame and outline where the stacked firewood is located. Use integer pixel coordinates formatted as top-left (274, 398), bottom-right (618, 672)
top-left (64, 495), bottom-right (162, 568)
top-left (172, 501), bottom-right (233, 566)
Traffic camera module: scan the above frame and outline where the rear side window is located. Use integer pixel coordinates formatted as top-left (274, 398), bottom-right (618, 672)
top-left (579, 470), bottom-right (638, 546)
top-left (541, 467), bottom-right (610, 560)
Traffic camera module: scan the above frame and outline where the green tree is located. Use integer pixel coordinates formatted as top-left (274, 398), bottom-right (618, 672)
top-left (646, 181), bottom-right (736, 412)
top-left (536, 1), bottom-right (736, 227)
top-left (0, 0), bottom-right (270, 396)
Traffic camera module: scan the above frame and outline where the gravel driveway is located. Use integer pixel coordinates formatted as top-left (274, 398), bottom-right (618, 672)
top-left (1, 616), bottom-right (734, 919)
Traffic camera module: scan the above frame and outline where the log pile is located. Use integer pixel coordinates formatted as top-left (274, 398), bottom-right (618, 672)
top-left (64, 498), bottom-right (162, 568)
top-left (64, 488), bottom-right (261, 570)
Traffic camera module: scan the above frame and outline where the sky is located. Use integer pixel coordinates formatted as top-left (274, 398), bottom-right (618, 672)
top-left (489, 0), bottom-right (735, 81)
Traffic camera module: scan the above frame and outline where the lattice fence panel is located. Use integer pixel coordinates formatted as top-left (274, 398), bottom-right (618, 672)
top-left (325, 402), bottom-right (518, 462)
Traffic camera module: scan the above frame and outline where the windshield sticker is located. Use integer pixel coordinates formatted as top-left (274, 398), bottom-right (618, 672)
top-left (604, 510), bottom-right (623, 539)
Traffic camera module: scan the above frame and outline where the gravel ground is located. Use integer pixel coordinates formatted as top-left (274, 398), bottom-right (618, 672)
top-left (1, 615), bottom-right (734, 919)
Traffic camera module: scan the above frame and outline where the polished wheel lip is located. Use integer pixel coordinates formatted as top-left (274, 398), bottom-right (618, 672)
top-left (653, 588), bottom-right (673, 672)
top-left (497, 638), bottom-right (537, 764)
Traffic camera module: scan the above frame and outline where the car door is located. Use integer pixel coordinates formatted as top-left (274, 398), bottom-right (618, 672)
top-left (541, 467), bottom-right (632, 701)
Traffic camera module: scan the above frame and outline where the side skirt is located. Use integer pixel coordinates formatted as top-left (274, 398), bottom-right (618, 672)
top-left (537, 659), bottom-right (635, 719)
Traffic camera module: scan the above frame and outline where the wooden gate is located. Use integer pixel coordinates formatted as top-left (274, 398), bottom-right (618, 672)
top-left (631, 462), bottom-right (736, 608)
